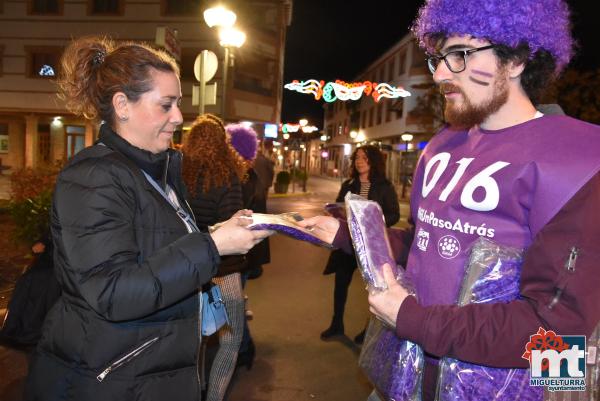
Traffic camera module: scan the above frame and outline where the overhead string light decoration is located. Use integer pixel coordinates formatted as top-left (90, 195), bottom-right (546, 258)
top-left (284, 79), bottom-right (411, 102)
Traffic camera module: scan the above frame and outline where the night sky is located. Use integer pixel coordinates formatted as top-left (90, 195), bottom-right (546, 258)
top-left (280, 0), bottom-right (600, 126)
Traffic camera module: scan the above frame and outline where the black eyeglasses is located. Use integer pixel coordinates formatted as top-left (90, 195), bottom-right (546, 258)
top-left (427, 45), bottom-right (495, 74)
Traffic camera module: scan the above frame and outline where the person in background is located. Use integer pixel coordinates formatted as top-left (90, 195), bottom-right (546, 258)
top-left (25, 36), bottom-right (270, 401)
top-left (244, 139), bottom-right (275, 279)
top-left (0, 229), bottom-right (60, 347)
top-left (182, 115), bottom-right (256, 401)
top-left (320, 145), bottom-right (399, 344)
top-left (300, 0), bottom-right (600, 399)
top-left (225, 123), bottom-right (263, 370)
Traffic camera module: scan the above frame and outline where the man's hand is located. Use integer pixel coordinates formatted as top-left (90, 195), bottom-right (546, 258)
top-left (368, 263), bottom-right (411, 328)
top-left (210, 210), bottom-right (274, 255)
top-left (296, 215), bottom-right (340, 245)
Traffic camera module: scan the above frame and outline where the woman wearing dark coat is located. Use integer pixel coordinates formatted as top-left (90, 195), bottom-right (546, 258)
top-left (183, 117), bottom-right (260, 401)
top-left (320, 145), bottom-right (399, 343)
top-left (25, 37), bottom-right (269, 401)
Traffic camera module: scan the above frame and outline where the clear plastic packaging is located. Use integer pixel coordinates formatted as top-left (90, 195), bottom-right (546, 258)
top-left (359, 318), bottom-right (424, 401)
top-left (345, 193), bottom-right (410, 292)
top-left (346, 193), bottom-right (423, 401)
top-left (436, 237), bottom-right (543, 401)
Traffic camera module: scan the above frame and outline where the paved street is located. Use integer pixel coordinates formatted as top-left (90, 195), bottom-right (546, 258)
top-left (0, 175), bottom-right (411, 401)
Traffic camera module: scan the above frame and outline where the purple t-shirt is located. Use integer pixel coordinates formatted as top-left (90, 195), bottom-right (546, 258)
top-left (407, 115), bottom-right (600, 306)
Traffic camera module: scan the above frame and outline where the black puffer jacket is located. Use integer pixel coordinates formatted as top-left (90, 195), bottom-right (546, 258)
top-left (25, 125), bottom-right (219, 401)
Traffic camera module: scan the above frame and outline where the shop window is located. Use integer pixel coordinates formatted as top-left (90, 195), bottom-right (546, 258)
top-left (89, 0), bottom-right (122, 15)
top-left (26, 47), bottom-right (63, 79)
top-left (28, 0), bottom-right (62, 15)
top-left (65, 126), bottom-right (85, 159)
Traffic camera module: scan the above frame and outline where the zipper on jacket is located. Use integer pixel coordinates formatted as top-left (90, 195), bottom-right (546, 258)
top-left (548, 246), bottom-right (579, 309)
top-left (96, 336), bottom-right (159, 382)
top-left (565, 246), bottom-right (579, 271)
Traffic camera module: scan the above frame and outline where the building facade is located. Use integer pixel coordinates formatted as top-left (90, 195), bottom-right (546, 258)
top-left (316, 33), bottom-right (436, 197)
top-left (0, 0), bottom-right (291, 172)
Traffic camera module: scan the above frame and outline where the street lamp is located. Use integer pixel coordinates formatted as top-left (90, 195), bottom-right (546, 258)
top-left (400, 133), bottom-right (414, 199)
top-left (203, 5), bottom-right (246, 121)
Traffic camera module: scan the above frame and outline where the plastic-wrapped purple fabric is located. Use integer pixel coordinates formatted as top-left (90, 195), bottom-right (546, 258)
top-left (345, 193), bottom-right (399, 291)
top-left (360, 318), bottom-right (424, 401)
top-left (346, 194), bottom-right (423, 401)
top-left (436, 237), bottom-right (543, 401)
top-left (247, 213), bottom-right (333, 248)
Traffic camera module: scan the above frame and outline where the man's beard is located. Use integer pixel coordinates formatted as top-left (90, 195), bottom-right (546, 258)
top-left (441, 73), bottom-right (509, 129)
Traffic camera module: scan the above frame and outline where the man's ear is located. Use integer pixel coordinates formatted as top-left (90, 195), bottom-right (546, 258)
top-left (508, 60), bottom-right (526, 80)
top-left (112, 92), bottom-right (129, 121)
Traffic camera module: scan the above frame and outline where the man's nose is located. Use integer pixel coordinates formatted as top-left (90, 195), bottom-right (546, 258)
top-left (433, 60), bottom-right (453, 84)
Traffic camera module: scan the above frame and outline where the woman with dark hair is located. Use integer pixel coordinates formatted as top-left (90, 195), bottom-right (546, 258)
top-left (182, 116), bottom-right (258, 401)
top-left (25, 36), bottom-right (270, 401)
top-left (320, 145), bottom-right (399, 343)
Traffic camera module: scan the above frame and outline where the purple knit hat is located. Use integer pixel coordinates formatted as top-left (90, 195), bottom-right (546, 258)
top-left (412, 0), bottom-right (574, 72)
top-left (226, 123), bottom-right (258, 161)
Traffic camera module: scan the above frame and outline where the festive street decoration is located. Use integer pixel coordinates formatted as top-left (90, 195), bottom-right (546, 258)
top-left (282, 123), bottom-right (319, 134)
top-left (284, 79), bottom-right (411, 102)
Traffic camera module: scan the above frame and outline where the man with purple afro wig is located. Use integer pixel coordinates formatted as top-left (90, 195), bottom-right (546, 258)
top-left (299, 1), bottom-right (600, 400)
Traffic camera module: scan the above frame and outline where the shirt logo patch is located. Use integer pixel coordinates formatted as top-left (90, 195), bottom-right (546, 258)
top-left (416, 228), bottom-right (430, 252)
top-left (438, 235), bottom-right (461, 259)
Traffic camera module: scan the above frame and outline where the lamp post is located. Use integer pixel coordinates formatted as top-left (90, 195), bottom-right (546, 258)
top-left (400, 133), bottom-right (414, 199)
top-left (203, 6), bottom-right (245, 121)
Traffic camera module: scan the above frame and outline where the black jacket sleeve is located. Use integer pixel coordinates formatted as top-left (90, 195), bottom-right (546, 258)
top-left (378, 180), bottom-right (400, 227)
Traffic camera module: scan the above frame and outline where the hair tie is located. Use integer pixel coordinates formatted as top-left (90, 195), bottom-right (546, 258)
top-left (92, 50), bottom-right (106, 66)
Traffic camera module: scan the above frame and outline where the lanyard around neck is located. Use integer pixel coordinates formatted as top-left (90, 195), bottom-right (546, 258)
top-left (141, 170), bottom-right (200, 233)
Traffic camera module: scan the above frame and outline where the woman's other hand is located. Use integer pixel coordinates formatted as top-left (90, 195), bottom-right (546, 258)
top-left (297, 215), bottom-right (340, 245)
top-left (210, 209), bottom-right (273, 255)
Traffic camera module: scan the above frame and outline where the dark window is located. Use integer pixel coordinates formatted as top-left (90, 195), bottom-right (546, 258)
top-left (369, 108), bottom-right (374, 127)
top-left (376, 103), bottom-right (383, 125)
top-left (388, 58), bottom-right (395, 81)
top-left (89, 0), bottom-right (121, 15)
top-left (29, 0), bottom-right (61, 15)
top-left (398, 51), bottom-right (406, 75)
top-left (161, 0), bottom-right (201, 15)
top-left (386, 102), bottom-right (393, 123)
top-left (38, 124), bottom-right (51, 164)
top-left (26, 47), bottom-right (62, 79)
top-left (0, 45), bottom-right (4, 77)
top-left (180, 48), bottom-right (201, 81)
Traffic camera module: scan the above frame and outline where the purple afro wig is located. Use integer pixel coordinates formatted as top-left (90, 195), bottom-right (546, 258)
top-left (226, 123), bottom-right (258, 161)
top-left (412, 0), bottom-right (574, 72)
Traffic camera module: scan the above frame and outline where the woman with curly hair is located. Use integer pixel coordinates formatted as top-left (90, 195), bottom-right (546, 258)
top-left (182, 114), bottom-right (257, 401)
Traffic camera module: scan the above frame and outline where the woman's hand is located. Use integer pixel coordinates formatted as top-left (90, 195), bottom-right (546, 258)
top-left (296, 215), bottom-right (340, 245)
top-left (210, 209), bottom-right (274, 255)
